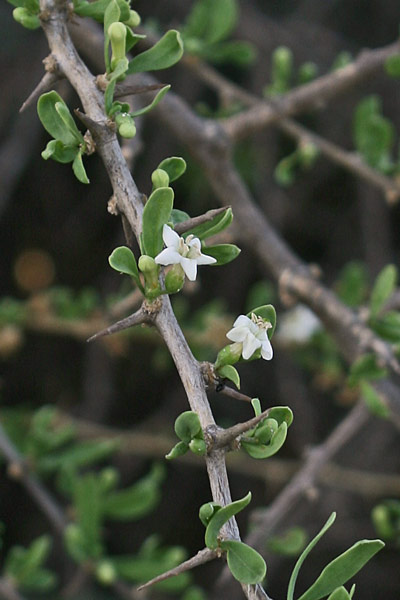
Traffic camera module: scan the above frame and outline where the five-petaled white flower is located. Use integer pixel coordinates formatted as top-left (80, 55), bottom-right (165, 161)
top-left (226, 313), bottom-right (273, 360)
top-left (155, 224), bottom-right (216, 281)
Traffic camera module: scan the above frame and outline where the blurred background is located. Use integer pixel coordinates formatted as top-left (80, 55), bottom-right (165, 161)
top-left (1, 0), bottom-right (400, 598)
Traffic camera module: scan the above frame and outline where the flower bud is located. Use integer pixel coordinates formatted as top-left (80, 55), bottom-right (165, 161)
top-left (151, 168), bottom-right (170, 189)
top-left (371, 505), bottom-right (394, 540)
top-left (123, 9), bottom-right (141, 27)
top-left (108, 22), bottom-right (127, 71)
top-left (138, 254), bottom-right (157, 273)
top-left (115, 113), bottom-right (136, 139)
top-left (215, 342), bottom-right (243, 370)
top-left (13, 7), bottom-right (41, 29)
top-left (96, 561), bottom-right (116, 585)
top-left (165, 264), bottom-right (185, 294)
top-left (273, 46), bottom-right (293, 81)
top-left (189, 438), bottom-right (207, 456)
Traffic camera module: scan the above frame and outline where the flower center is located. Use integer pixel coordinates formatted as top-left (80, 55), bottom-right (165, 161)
top-left (251, 313), bottom-right (272, 331)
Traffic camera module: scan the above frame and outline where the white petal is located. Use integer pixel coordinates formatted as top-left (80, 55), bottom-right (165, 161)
top-left (154, 247), bottom-right (182, 265)
top-left (180, 257), bottom-right (197, 281)
top-left (226, 326), bottom-right (248, 343)
top-left (196, 252), bottom-right (217, 265)
top-left (162, 224), bottom-right (180, 248)
top-left (233, 315), bottom-right (252, 329)
top-left (261, 338), bottom-right (273, 360)
top-left (188, 236), bottom-right (202, 250)
top-left (242, 334), bottom-right (261, 360)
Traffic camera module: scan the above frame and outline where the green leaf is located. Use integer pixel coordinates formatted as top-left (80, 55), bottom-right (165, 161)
top-left (64, 524), bottom-right (88, 563)
top-left (347, 353), bottom-right (387, 387)
top-left (217, 364), bottom-right (240, 389)
top-left (201, 243), bottom-right (240, 266)
top-left (38, 439), bottom-right (118, 473)
top-left (205, 492), bottom-right (251, 549)
top-left (141, 186), bottom-right (174, 257)
top-left (55, 101), bottom-right (84, 145)
top-left (353, 96), bottom-right (395, 169)
top-left (287, 512), bottom-right (336, 600)
top-left (108, 246), bottom-right (144, 292)
top-left (241, 422), bottom-right (287, 459)
top-left (327, 588), bottom-right (352, 600)
top-left (268, 406), bottom-right (294, 427)
top-left (165, 440), bottom-right (189, 460)
top-left (37, 92), bottom-right (82, 147)
top-left (201, 40), bottom-right (256, 66)
top-left (335, 261), bottom-right (369, 307)
top-left (369, 264), bottom-right (397, 318)
top-left (298, 539), bottom-right (384, 600)
top-left (360, 380), bottom-right (389, 418)
top-left (130, 84), bottom-right (170, 117)
top-left (220, 540), bottom-right (266, 584)
top-left (104, 0), bottom-right (120, 37)
top-left (267, 527), bottom-right (308, 557)
top-left (158, 157), bottom-right (187, 182)
top-left (74, 473), bottom-right (104, 559)
top-left (174, 411), bottom-right (202, 442)
top-left (103, 464), bottom-right (165, 520)
top-left (185, 0), bottom-right (238, 45)
top-left (251, 398), bottom-right (262, 416)
top-left (247, 304), bottom-right (277, 339)
top-left (72, 150), bottom-right (90, 184)
top-left (186, 207), bottom-right (233, 240)
top-left (4, 536), bottom-right (56, 591)
top-left (41, 140), bottom-right (79, 163)
top-left (127, 30), bottom-right (183, 74)
top-left (170, 208), bottom-right (191, 225)
top-left (371, 310), bottom-right (400, 342)
top-left (385, 54), bottom-right (400, 78)
top-left (73, 0), bottom-right (110, 22)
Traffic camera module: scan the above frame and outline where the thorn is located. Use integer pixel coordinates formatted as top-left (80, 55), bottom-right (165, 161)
top-left (87, 309), bottom-right (147, 342)
top-left (19, 72), bottom-right (60, 113)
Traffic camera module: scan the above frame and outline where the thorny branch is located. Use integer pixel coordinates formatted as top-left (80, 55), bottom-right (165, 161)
top-left (38, 2), bottom-right (272, 598)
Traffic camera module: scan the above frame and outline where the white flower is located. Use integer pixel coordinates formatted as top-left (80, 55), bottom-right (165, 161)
top-left (278, 305), bottom-right (320, 344)
top-left (154, 224), bottom-right (216, 281)
top-left (226, 313), bottom-right (273, 360)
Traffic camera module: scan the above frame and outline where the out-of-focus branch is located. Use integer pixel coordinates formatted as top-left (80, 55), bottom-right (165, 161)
top-left (183, 55), bottom-right (400, 204)
top-left (0, 578), bottom-right (27, 600)
top-left (221, 39), bottom-right (400, 139)
top-left (0, 422), bottom-right (67, 534)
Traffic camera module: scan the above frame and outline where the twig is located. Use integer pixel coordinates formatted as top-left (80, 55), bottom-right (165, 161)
top-left (221, 39), bottom-right (400, 139)
top-left (86, 307), bottom-right (148, 342)
top-left (211, 409), bottom-right (272, 450)
top-left (184, 54), bottom-right (400, 204)
top-left (19, 71), bottom-right (60, 112)
top-left (114, 82), bottom-right (167, 98)
top-left (137, 548), bottom-right (218, 591)
top-left (174, 206), bottom-right (230, 235)
top-left (217, 385), bottom-right (253, 403)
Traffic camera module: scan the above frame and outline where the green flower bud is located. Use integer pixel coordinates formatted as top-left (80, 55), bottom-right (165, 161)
top-left (13, 7), bottom-right (41, 29)
top-left (165, 440), bottom-right (189, 460)
top-left (115, 113), bottom-right (136, 138)
top-left (96, 561), bottom-right (117, 585)
top-left (123, 9), bottom-right (141, 27)
top-left (298, 142), bottom-right (319, 168)
top-left (108, 22), bottom-right (127, 71)
top-left (165, 264), bottom-right (185, 294)
top-left (138, 255), bottom-right (161, 299)
top-left (189, 438), bottom-right (207, 456)
top-left (215, 342), bottom-right (243, 370)
top-left (138, 254), bottom-right (157, 273)
top-left (273, 46), bottom-right (293, 81)
top-left (151, 168), bottom-right (170, 189)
